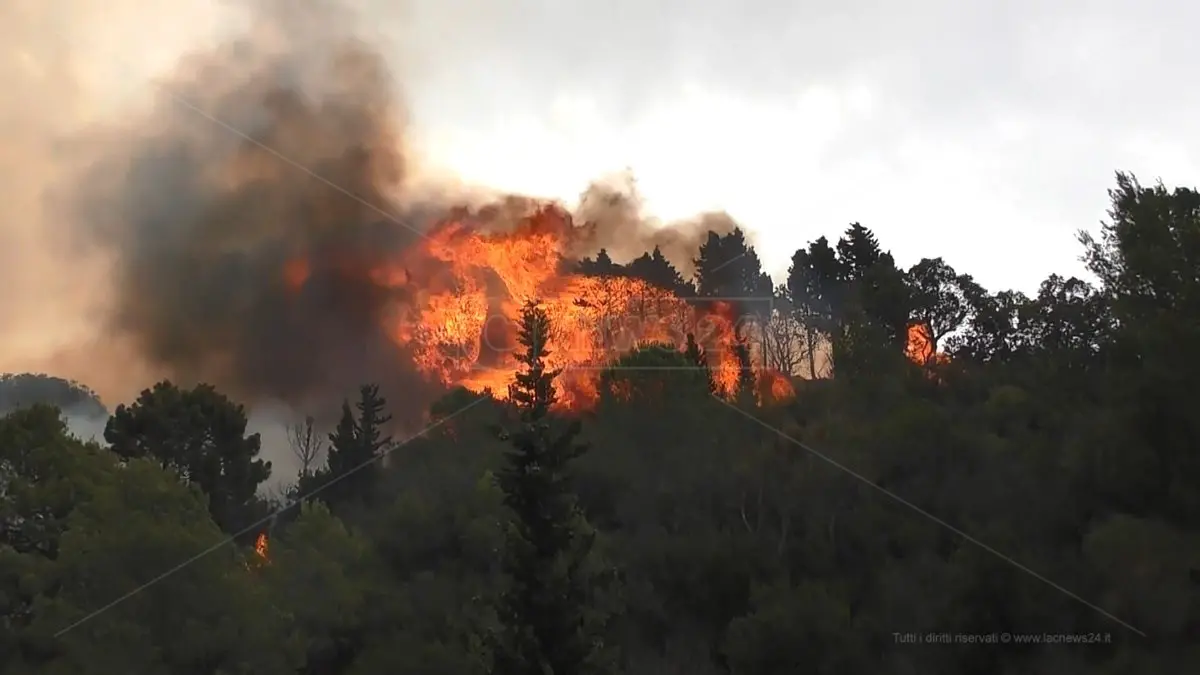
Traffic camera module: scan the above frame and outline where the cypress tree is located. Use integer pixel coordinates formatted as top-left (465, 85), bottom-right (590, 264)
top-left (491, 300), bottom-right (613, 675)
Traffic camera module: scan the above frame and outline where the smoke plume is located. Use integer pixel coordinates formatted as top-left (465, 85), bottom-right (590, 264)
top-left (1, 0), bottom-right (748, 438)
top-left (572, 172), bottom-right (737, 277)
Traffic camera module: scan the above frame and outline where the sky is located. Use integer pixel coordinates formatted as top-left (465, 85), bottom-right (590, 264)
top-left (392, 0), bottom-right (1200, 292)
top-left (14, 0), bottom-right (1200, 293)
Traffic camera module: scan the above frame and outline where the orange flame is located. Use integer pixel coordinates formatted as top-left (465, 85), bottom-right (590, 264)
top-left (284, 204), bottom-right (774, 410)
top-left (758, 369), bottom-right (796, 405)
top-left (254, 532), bottom-right (269, 561)
top-left (905, 322), bottom-right (949, 366)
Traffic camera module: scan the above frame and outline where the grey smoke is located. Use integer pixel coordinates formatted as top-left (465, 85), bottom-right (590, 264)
top-left (2, 0), bottom-right (748, 480)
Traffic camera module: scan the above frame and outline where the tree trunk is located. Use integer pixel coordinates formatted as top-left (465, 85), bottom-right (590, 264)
top-left (807, 326), bottom-right (818, 379)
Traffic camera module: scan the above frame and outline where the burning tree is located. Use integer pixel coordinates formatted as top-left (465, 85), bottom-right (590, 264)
top-left (491, 300), bottom-right (615, 675)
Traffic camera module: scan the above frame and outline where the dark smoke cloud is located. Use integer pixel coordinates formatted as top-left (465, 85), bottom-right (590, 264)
top-left (63, 0), bottom-right (444, 424)
top-left (5, 0), bottom-right (750, 434)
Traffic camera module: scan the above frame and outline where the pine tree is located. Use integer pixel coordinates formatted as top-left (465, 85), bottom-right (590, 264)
top-left (578, 249), bottom-right (622, 277)
top-left (492, 300), bottom-right (613, 675)
top-left (316, 385), bottom-right (392, 509)
top-left (625, 246), bottom-right (692, 296)
top-left (325, 402), bottom-right (358, 473)
top-left (354, 383), bottom-right (393, 458)
top-left (836, 222), bottom-right (883, 281)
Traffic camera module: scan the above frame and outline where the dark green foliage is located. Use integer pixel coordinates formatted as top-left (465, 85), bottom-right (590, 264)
top-left (576, 249), bottom-right (621, 277)
top-left (309, 384), bottom-right (394, 511)
top-left (103, 381), bottom-right (270, 535)
top-left (626, 246), bottom-right (694, 297)
top-left (693, 229), bottom-right (773, 302)
top-left (491, 300), bottom-right (614, 675)
top-left (3, 173), bottom-right (1199, 675)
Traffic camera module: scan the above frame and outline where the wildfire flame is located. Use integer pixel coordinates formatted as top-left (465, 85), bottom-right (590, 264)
top-left (758, 369), bottom-right (796, 405)
top-left (254, 532), bottom-right (269, 562)
top-left (905, 322), bottom-right (949, 366)
top-left (284, 203), bottom-right (789, 410)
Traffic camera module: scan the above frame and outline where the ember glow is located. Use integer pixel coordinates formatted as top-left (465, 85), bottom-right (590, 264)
top-left (254, 532), bottom-right (269, 562)
top-left (905, 322), bottom-right (949, 366)
top-left (283, 203), bottom-right (786, 410)
top-left (758, 368), bottom-right (797, 404)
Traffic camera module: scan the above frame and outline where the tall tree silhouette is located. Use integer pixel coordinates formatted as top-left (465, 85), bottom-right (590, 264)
top-left (492, 300), bottom-right (614, 675)
top-left (787, 236), bottom-right (844, 377)
top-left (577, 249), bottom-right (622, 277)
top-left (693, 229), bottom-right (773, 302)
top-left (315, 384), bottom-right (392, 509)
top-left (625, 246), bottom-right (693, 296)
top-left (907, 257), bottom-right (982, 357)
top-left (694, 229), bottom-right (775, 367)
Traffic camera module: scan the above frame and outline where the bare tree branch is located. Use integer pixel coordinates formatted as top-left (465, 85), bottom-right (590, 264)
top-left (286, 415), bottom-right (326, 477)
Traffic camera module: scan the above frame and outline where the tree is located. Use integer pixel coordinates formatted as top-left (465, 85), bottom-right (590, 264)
top-left (722, 582), bottom-right (860, 675)
top-left (577, 249), bottom-right (622, 277)
top-left (598, 342), bottom-right (714, 410)
top-left (104, 381), bottom-right (271, 535)
top-left (0, 374), bottom-right (107, 419)
top-left (906, 257), bottom-right (982, 358)
top-left (0, 406), bottom-right (289, 675)
top-left (821, 224), bottom-right (911, 373)
top-left (624, 246), bottom-right (693, 296)
top-left (287, 415), bottom-right (326, 478)
top-left (261, 501), bottom-right (379, 675)
top-left (949, 288), bottom-right (1030, 363)
top-left (313, 385), bottom-right (393, 510)
top-left (786, 237), bottom-right (843, 377)
top-left (835, 222), bottom-right (883, 281)
top-left (1077, 173), bottom-right (1200, 527)
top-left (693, 229), bottom-right (775, 368)
top-left (491, 300), bottom-right (614, 675)
top-left (693, 229), bottom-right (772, 302)
top-left (760, 293), bottom-right (810, 377)
top-left (354, 384), bottom-right (393, 460)
top-left (8, 171), bottom-right (1198, 675)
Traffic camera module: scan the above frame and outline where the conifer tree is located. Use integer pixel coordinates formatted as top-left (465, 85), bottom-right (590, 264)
top-left (354, 383), bottom-right (393, 459)
top-left (492, 300), bottom-right (613, 675)
top-left (316, 385), bottom-right (392, 509)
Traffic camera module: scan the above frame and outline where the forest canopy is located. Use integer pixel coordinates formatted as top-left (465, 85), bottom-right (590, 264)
top-left (1, 172), bottom-right (1197, 674)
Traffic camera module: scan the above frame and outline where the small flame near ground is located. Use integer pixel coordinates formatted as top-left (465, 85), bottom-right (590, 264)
top-left (254, 532), bottom-right (269, 562)
top-left (759, 369), bottom-right (796, 404)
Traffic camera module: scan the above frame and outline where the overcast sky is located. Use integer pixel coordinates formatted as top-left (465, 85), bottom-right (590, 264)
top-left (18, 0), bottom-right (1200, 295)
top-left (397, 0), bottom-right (1200, 292)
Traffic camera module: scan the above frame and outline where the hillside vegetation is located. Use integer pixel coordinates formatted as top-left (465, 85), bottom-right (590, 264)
top-left (1, 173), bottom-right (1196, 674)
